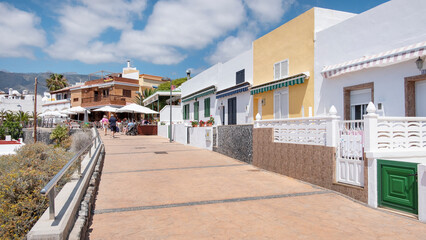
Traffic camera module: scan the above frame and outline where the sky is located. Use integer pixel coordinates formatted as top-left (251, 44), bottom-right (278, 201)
top-left (0, 0), bottom-right (389, 78)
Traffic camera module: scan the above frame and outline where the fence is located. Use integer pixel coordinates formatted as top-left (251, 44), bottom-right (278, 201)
top-left (376, 117), bottom-right (426, 150)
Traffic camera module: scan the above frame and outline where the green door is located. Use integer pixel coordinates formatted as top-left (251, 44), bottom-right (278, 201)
top-left (377, 160), bottom-right (418, 214)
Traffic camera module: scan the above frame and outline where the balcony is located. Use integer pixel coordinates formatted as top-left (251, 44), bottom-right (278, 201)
top-left (81, 95), bottom-right (127, 108)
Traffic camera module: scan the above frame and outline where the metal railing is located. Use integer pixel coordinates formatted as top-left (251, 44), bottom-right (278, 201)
top-left (40, 125), bottom-right (102, 220)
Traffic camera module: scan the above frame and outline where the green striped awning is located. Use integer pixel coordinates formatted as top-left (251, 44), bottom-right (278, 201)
top-left (182, 89), bottom-right (215, 103)
top-left (250, 74), bottom-right (307, 95)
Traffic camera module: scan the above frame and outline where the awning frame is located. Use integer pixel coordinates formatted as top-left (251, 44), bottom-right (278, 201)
top-left (250, 72), bottom-right (308, 95)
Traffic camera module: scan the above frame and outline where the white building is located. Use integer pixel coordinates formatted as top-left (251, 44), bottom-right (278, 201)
top-left (41, 83), bottom-right (84, 113)
top-left (0, 88), bottom-right (42, 113)
top-left (312, 0), bottom-right (426, 220)
top-left (181, 49), bottom-right (253, 125)
top-left (315, 0), bottom-right (426, 119)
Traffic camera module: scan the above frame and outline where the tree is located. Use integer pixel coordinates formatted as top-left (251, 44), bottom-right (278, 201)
top-left (46, 73), bottom-right (68, 91)
top-left (157, 77), bottom-right (187, 91)
top-left (134, 88), bottom-right (155, 106)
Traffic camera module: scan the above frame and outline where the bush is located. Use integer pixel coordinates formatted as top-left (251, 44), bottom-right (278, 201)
top-left (50, 125), bottom-right (70, 148)
top-left (0, 143), bottom-right (73, 239)
top-left (70, 131), bottom-right (93, 153)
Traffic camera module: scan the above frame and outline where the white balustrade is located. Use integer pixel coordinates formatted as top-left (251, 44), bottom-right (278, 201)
top-left (376, 117), bottom-right (426, 150)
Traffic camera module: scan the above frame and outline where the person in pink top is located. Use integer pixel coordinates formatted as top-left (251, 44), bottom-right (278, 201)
top-left (101, 115), bottom-right (109, 136)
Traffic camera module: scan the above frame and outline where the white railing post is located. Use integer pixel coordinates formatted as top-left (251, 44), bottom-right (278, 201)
top-left (326, 105), bottom-right (339, 147)
top-left (255, 113), bottom-right (261, 128)
top-left (363, 102), bottom-right (378, 153)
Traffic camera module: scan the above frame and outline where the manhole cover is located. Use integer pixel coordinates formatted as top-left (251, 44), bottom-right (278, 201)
top-left (154, 151), bottom-right (168, 154)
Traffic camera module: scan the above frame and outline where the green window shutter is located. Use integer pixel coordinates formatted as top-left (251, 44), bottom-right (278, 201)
top-left (194, 102), bottom-right (199, 121)
top-left (183, 104), bottom-right (189, 120)
top-left (204, 98), bottom-right (210, 117)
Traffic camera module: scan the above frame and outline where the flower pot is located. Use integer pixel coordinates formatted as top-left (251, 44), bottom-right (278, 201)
top-left (200, 123), bottom-right (205, 127)
top-left (206, 123), bottom-right (212, 127)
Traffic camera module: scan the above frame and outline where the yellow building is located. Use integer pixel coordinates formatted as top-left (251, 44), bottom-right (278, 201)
top-left (251, 8), bottom-right (355, 119)
top-left (122, 60), bottom-right (166, 92)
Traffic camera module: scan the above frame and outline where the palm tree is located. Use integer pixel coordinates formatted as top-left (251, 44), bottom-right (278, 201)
top-left (46, 73), bottom-right (68, 91)
top-left (134, 88), bottom-right (155, 106)
top-left (0, 109), bottom-right (7, 126)
top-left (16, 111), bottom-right (30, 125)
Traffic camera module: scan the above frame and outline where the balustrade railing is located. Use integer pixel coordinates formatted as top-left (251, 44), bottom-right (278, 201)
top-left (376, 116), bottom-right (426, 150)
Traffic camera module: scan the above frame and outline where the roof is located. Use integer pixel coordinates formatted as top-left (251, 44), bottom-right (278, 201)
top-left (139, 74), bottom-right (165, 81)
top-left (143, 90), bottom-right (182, 106)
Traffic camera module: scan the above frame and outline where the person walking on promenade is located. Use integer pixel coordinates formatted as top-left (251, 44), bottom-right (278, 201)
top-left (101, 115), bottom-right (109, 136)
top-left (109, 114), bottom-right (117, 138)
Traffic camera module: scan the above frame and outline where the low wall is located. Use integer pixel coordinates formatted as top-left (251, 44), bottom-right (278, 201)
top-left (23, 128), bottom-right (54, 145)
top-left (137, 125), bottom-right (157, 135)
top-left (215, 124), bottom-right (253, 164)
top-left (253, 128), bottom-right (368, 203)
top-left (158, 125), bottom-right (168, 138)
top-left (173, 124), bottom-right (187, 145)
top-left (188, 126), bottom-right (213, 150)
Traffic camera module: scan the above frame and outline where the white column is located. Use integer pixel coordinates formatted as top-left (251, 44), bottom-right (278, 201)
top-left (368, 158), bottom-right (378, 208)
top-left (326, 105), bottom-right (339, 147)
top-left (364, 102), bottom-right (378, 153)
top-left (419, 163), bottom-right (426, 223)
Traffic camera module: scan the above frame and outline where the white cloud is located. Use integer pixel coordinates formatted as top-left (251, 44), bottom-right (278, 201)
top-left (207, 0), bottom-right (296, 64)
top-left (0, 3), bottom-right (46, 58)
top-left (207, 30), bottom-right (255, 64)
top-left (45, 0), bottom-right (147, 64)
top-left (46, 0), bottom-right (247, 65)
top-left (244, 0), bottom-right (295, 24)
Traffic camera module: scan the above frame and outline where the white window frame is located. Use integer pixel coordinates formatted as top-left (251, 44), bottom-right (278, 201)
top-left (274, 88), bottom-right (289, 119)
top-left (274, 59), bottom-right (289, 80)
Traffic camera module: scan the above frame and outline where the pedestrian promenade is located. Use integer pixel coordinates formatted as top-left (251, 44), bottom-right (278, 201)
top-left (88, 134), bottom-right (426, 239)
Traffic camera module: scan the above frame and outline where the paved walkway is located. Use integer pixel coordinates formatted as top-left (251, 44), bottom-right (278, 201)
top-left (89, 134), bottom-right (426, 239)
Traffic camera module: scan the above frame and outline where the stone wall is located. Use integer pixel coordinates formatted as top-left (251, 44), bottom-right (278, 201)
top-left (215, 124), bottom-right (253, 164)
top-left (253, 128), bottom-right (368, 203)
top-left (23, 128), bottom-right (84, 145)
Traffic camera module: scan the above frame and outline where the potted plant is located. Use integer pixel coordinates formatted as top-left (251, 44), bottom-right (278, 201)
top-left (191, 120), bottom-right (199, 127)
top-left (199, 120), bottom-right (205, 127)
top-left (206, 115), bottom-right (214, 126)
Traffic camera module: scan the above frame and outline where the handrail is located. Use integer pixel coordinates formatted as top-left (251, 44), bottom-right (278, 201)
top-left (40, 124), bottom-right (102, 220)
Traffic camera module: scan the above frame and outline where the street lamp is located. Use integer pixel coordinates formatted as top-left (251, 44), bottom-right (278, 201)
top-left (416, 57), bottom-right (424, 73)
top-left (161, 77), bottom-right (172, 142)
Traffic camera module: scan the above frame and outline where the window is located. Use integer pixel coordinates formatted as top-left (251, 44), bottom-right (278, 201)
top-left (123, 89), bottom-right (131, 98)
top-left (56, 94), bottom-right (62, 100)
top-left (227, 97), bottom-right (237, 125)
top-left (194, 101), bottom-right (199, 121)
top-left (274, 59), bottom-right (289, 80)
top-left (73, 98), bottom-right (79, 102)
top-left (204, 98), bottom-right (210, 117)
top-left (350, 89), bottom-right (371, 120)
top-left (274, 89), bottom-right (289, 119)
top-left (103, 89), bottom-right (109, 97)
top-left (236, 69), bottom-right (245, 85)
top-left (183, 104), bottom-right (190, 120)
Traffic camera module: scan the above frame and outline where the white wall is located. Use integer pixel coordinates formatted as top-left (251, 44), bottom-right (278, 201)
top-left (173, 124), bottom-right (188, 145)
top-left (158, 125), bottom-right (168, 138)
top-left (181, 64), bottom-right (220, 98)
top-left (0, 142), bottom-right (25, 155)
top-left (217, 49), bottom-right (253, 91)
top-left (42, 101), bottom-right (71, 113)
top-left (159, 105), bottom-right (183, 123)
top-left (315, 0), bottom-right (426, 117)
top-left (188, 126), bottom-right (213, 150)
top-left (0, 95), bottom-right (43, 113)
top-left (215, 92), bottom-right (253, 125)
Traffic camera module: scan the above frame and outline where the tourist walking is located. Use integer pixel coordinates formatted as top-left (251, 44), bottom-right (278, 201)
top-left (109, 114), bottom-right (117, 138)
top-left (101, 115), bottom-right (109, 136)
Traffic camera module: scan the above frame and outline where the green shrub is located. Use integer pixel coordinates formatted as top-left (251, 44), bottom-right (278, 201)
top-left (0, 143), bottom-right (73, 239)
top-left (50, 125), bottom-right (70, 148)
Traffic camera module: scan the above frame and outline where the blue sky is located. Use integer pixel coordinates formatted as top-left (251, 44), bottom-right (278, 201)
top-left (0, 0), bottom-right (389, 78)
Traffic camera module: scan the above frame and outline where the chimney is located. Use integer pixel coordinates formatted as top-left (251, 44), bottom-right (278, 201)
top-left (9, 88), bottom-right (12, 95)
top-left (186, 69), bottom-right (191, 80)
top-left (127, 60), bottom-right (130, 68)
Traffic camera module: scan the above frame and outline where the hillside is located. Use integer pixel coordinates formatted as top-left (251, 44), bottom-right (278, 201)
top-left (0, 71), bottom-right (91, 94)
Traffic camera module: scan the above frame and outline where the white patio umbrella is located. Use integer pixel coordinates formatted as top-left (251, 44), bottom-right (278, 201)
top-left (117, 103), bottom-right (158, 122)
top-left (39, 111), bottom-right (67, 117)
top-left (68, 106), bottom-right (90, 121)
top-left (93, 106), bottom-right (118, 112)
top-left (60, 109), bottom-right (77, 115)
top-left (116, 104), bottom-right (158, 114)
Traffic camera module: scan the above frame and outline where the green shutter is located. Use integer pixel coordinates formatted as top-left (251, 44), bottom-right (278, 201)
top-left (194, 102), bottom-right (199, 121)
top-left (204, 98), bottom-right (210, 117)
